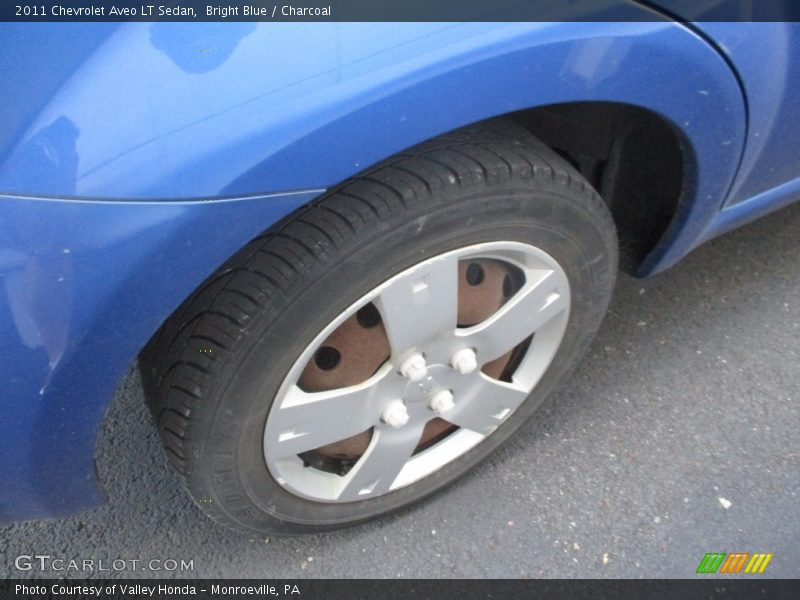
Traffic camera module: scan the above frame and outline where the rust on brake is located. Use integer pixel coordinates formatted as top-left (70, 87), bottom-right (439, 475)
top-left (297, 259), bottom-right (517, 464)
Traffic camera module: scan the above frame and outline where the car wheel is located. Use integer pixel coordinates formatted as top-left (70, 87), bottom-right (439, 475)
top-left (141, 119), bottom-right (618, 534)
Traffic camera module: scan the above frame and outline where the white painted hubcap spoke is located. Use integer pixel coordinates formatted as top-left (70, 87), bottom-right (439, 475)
top-left (446, 375), bottom-right (529, 436)
top-left (459, 268), bottom-right (568, 364)
top-left (337, 421), bottom-right (427, 501)
top-left (374, 254), bottom-right (460, 356)
top-left (270, 372), bottom-right (386, 458)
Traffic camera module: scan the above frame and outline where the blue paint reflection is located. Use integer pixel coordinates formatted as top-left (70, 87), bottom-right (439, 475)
top-left (150, 23), bottom-right (257, 74)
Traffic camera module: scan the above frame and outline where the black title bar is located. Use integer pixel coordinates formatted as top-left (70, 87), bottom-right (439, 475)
top-left (3, 579), bottom-right (800, 600)
top-left (2, 0), bottom-right (800, 22)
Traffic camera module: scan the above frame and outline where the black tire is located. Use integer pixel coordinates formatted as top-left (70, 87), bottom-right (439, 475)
top-left (140, 119), bottom-right (618, 535)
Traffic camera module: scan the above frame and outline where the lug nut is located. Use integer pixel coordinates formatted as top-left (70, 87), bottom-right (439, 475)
top-left (400, 353), bottom-right (427, 381)
top-left (428, 390), bottom-right (455, 414)
top-left (381, 400), bottom-right (410, 429)
top-left (451, 348), bottom-right (478, 375)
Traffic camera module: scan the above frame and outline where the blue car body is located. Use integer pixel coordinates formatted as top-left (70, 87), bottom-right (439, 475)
top-left (2, 14), bottom-right (800, 521)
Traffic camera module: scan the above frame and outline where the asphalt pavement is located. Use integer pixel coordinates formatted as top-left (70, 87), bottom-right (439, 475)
top-left (2, 202), bottom-right (799, 579)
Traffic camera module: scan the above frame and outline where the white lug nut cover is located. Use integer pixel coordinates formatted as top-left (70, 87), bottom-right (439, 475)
top-left (400, 353), bottom-right (428, 381)
top-left (428, 389), bottom-right (455, 414)
top-left (451, 348), bottom-right (478, 375)
top-left (381, 400), bottom-right (410, 429)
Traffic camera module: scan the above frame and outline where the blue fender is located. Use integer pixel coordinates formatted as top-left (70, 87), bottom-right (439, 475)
top-left (0, 19), bottom-right (745, 520)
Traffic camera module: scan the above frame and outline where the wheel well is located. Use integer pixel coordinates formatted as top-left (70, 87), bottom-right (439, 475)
top-left (510, 102), bottom-right (688, 274)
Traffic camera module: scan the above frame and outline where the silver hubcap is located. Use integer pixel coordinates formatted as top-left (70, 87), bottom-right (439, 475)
top-left (263, 241), bottom-right (571, 502)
